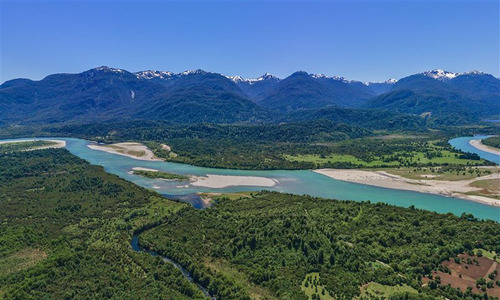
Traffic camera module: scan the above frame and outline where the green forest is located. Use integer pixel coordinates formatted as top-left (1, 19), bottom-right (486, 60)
top-left (1, 148), bottom-right (499, 299)
top-left (0, 149), bottom-right (205, 299)
top-left (0, 120), bottom-right (497, 170)
top-left (140, 192), bottom-right (500, 300)
top-left (0, 140), bottom-right (56, 154)
top-left (483, 136), bottom-right (500, 150)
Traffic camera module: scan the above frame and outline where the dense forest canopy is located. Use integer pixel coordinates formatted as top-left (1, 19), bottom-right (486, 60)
top-left (140, 191), bottom-right (500, 299)
top-left (0, 149), bottom-right (205, 299)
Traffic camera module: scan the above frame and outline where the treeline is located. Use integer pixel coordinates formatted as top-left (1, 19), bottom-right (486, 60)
top-left (0, 120), bottom-right (496, 170)
top-left (483, 136), bottom-right (500, 149)
top-left (0, 140), bottom-right (55, 154)
top-left (0, 149), bottom-right (205, 299)
top-left (140, 191), bottom-right (500, 300)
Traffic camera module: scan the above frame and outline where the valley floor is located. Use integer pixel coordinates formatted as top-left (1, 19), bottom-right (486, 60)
top-left (314, 168), bottom-right (500, 207)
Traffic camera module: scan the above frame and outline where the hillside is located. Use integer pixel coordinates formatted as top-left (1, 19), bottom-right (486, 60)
top-left (258, 71), bottom-right (375, 111)
top-left (0, 67), bottom-right (265, 125)
top-left (1, 67), bottom-right (498, 126)
top-left (365, 72), bottom-right (500, 125)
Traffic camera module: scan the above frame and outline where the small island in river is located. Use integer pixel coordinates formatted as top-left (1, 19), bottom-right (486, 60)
top-left (131, 167), bottom-right (189, 181)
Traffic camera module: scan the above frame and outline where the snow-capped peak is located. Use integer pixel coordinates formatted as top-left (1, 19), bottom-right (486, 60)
top-left (461, 70), bottom-right (486, 76)
top-left (421, 69), bottom-right (458, 81)
top-left (311, 73), bottom-right (352, 83)
top-left (226, 75), bottom-right (245, 82)
top-left (421, 69), bottom-right (488, 81)
top-left (363, 78), bottom-right (398, 86)
top-left (180, 69), bottom-right (208, 76)
top-left (94, 66), bottom-right (125, 73)
top-left (134, 70), bottom-right (174, 80)
top-left (224, 73), bottom-right (280, 84)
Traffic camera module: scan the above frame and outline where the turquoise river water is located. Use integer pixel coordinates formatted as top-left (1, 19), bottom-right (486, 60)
top-left (3, 136), bottom-right (499, 221)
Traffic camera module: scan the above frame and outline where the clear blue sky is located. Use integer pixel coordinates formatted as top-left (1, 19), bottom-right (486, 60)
top-left (1, 0), bottom-right (499, 83)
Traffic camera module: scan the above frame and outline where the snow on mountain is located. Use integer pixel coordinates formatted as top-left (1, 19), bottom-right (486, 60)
top-left (134, 70), bottom-right (174, 80)
top-left (421, 69), bottom-right (489, 81)
top-left (134, 69), bottom-right (208, 80)
top-left (179, 69), bottom-right (208, 76)
top-left (460, 70), bottom-right (486, 76)
top-left (224, 73), bottom-right (280, 84)
top-left (364, 78), bottom-right (398, 85)
top-left (421, 69), bottom-right (458, 81)
top-left (94, 66), bottom-right (125, 73)
top-left (310, 73), bottom-right (353, 83)
top-left (133, 68), bottom-right (488, 84)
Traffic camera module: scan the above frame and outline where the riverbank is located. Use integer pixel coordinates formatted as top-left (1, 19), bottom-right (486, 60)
top-left (470, 139), bottom-right (500, 156)
top-left (87, 142), bottom-right (163, 161)
top-left (314, 169), bottom-right (500, 207)
top-left (0, 139), bottom-right (66, 149)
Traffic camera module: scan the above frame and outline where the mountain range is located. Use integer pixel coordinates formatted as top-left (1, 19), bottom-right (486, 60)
top-left (1, 67), bottom-right (498, 127)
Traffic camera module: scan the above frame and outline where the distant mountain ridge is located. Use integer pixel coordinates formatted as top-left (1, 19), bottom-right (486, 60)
top-left (1, 66), bottom-right (498, 126)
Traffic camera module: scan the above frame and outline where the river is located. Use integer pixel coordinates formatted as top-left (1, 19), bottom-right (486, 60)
top-left (2, 136), bottom-right (499, 220)
top-left (449, 135), bottom-right (499, 165)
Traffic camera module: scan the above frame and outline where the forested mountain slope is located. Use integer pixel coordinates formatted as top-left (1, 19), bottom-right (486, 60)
top-left (1, 67), bottom-right (498, 126)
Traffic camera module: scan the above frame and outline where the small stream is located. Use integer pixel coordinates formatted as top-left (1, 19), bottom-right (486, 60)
top-left (131, 235), bottom-right (214, 299)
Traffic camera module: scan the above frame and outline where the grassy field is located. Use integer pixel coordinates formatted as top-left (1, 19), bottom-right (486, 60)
top-left (466, 178), bottom-right (500, 200)
top-left (473, 249), bottom-right (500, 263)
top-left (301, 273), bottom-right (335, 300)
top-left (204, 258), bottom-right (276, 299)
top-left (284, 149), bottom-right (488, 168)
top-left (0, 248), bottom-right (48, 276)
top-left (283, 153), bottom-right (400, 167)
top-left (283, 138), bottom-right (492, 169)
top-left (358, 282), bottom-right (418, 299)
top-left (132, 170), bottom-right (189, 181)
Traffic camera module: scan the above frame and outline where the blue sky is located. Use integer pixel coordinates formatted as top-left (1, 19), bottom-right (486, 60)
top-left (1, 0), bottom-right (499, 83)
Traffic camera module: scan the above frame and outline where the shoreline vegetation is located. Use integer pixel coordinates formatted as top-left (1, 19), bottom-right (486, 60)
top-left (0, 139), bottom-right (66, 152)
top-left (470, 138), bottom-right (500, 156)
top-left (314, 168), bottom-right (500, 207)
top-left (129, 167), bottom-right (189, 181)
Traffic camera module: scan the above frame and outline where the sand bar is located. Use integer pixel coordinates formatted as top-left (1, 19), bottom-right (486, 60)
top-left (131, 167), bottom-right (159, 172)
top-left (314, 169), bottom-right (500, 207)
top-left (470, 139), bottom-right (500, 156)
top-left (191, 174), bottom-right (277, 188)
top-left (87, 142), bottom-right (163, 161)
top-left (0, 139), bottom-right (66, 150)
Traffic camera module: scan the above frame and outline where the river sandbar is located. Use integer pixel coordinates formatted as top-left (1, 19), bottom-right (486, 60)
top-left (470, 139), bottom-right (500, 156)
top-left (88, 142), bottom-right (163, 161)
top-left (191, 174), bottom-right (277, 188)
top-left (314, 169), bottom-right (500, 207)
